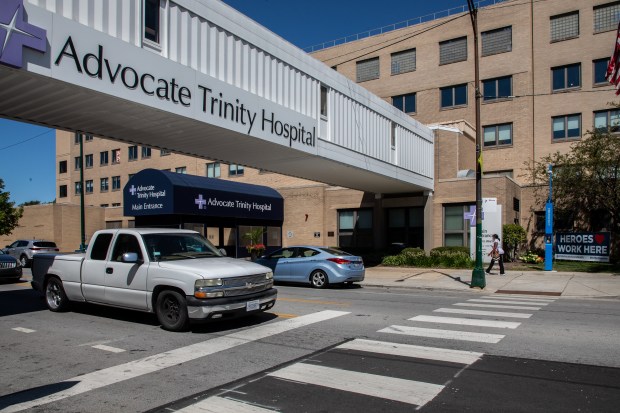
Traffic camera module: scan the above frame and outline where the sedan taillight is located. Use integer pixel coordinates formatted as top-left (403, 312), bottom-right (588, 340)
top-left (327, 258), bottom-right (351, 265)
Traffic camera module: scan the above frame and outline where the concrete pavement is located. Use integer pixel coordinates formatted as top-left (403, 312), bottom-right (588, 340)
top-left (362, 266), bottom-right (620, 299)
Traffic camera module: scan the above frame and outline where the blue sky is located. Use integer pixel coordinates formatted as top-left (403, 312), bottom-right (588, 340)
top-left (0, 0), bottom-right (470, 205)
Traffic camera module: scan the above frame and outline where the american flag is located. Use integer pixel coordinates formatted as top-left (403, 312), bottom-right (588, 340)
top-left (606, 20), bottom-right (620, 95)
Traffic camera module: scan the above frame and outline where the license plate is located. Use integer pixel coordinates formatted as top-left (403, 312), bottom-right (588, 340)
top-left (246, 300), bottom-right (260, 311)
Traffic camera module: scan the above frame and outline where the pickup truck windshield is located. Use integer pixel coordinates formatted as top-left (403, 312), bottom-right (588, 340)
top-left (142, 233), bottom-right (223, 262)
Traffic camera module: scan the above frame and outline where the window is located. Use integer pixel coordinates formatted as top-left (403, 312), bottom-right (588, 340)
top-left (594, 2), bottom-right (620, 33)
top-left (593, 58), bottom-right (610, 85)
top-left (482, 26), bottom-right (512, 56)
top-left (552, 114), bottom-right (581, 141)
top-left (128, 145), bottom-right (138, 161)
top-left (144, 0), bottom-right (160, 43)
top-left (111, 234), bottom-right (143, 262)
top-left (229, 164), bottom-right (244, 176)
top-left (100, 204), bottom-right (109, 208)
top-left (100, 177), bottom-right (109, 192)
top-left (483, 123), bottom-right (513, 147)
top-left (74, 156), bottom-right (81, 170)
top-left (112, 149), bottom-right (121, 164)
top-left (175, 166), bottom-right (187, 174)
top-left (391, 48), bottom-right (416, 75)
top-left (59, 185), bottom-right (67, 198)
top-left (59, 160), bottom-right (67, 174)
top-left (594, 109), bottom-right (620, 132)
top-left (356, 57), bottom-right (380, 82)
top-left (112, 176), bottom-right (121, 190)
top-left (550, 11), bottom-right (579, 42)
top-left (142, 146), bottom-right (152, 158)
top-left (85, 180), bottom-right (94, 194)
top-left (552, 63), bottom-right (581, 91)
top-left (85, 154), bottom-right (93, 168)
top-left (84, 134), bottom-right (93, 142)
top-left (441, 84), bottom-right (467, 108)
top-left (392, 93), bottom-right (416, 113)
top-left (90, 233), bottom-right (113, 261)
top-left (338, 209), bottom-right (373, 248)
top-left (160, 149), bottom-right (170, 156)
top-left (439, 37), bottom-right (467, 65)
top-left (387, 207), bottom-right (424, 249)
top-left (443, 204), bottom-right (473, 247)
top-left (206, 162), bottom-right (221, 178)
top-left (100, 151), bottom-right (109, 166)
top-left (74, 182), bottom-right (82, 195)
top-left (483, 76), bottom-right (512, 101)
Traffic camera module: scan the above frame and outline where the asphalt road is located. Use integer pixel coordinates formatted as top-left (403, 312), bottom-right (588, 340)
top-left (1, 271), bottom-right (619, 412)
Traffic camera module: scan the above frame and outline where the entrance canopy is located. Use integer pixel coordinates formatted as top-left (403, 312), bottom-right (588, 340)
top-left (124, 169), bottom-right (283, 221)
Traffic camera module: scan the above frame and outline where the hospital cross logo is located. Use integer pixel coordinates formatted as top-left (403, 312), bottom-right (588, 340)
top-left (195, 194), bottom-right (207, 210)
top-left (0, 0), bottom-right (47, 68)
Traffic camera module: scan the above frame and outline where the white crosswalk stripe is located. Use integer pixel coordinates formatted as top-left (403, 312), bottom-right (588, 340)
top-left (434, 308), bottom-right (533, 318)
top-left (379, 325), bottom-right (505, 343)
top-left (176, 396), bottom-right (277, 412)
top-left (467, 298), bottom-right (550, 306)
top-left (454, 302), bottom-right (543, 310)
top-left (409, 315), bottom-right (521, 329)
top-left (489, 295), bottom-right (557, 302)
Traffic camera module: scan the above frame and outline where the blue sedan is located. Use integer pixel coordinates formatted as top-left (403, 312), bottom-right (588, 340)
top-left (256, 246), bottom-right (364, 288)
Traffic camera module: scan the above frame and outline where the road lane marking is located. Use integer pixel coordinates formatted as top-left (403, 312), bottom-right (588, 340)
top-left (467, 299), bottom-right (550, 306)
top-left (487, 296), bottom-right (556, 302)
top-left (409, 315), bottom-right (521, 329)
top-left (434, 308), bottom-right (533, 319)
top-left (12, 327), bottom-right (36, 333)
top-left (454, 303), bottom-right (542, 311)
top-left (92, 344), bottom-right (126, 353)
top-left (268, 363), bottom-right (444, 407)
top-left (1, 310), bottom-right (350, 413)
top-left (177, 396), bottom-right (277, 412)
top-left (379, 325), bottom-right (505, 343)
top-left (337, 339), bottom-right (483, 365)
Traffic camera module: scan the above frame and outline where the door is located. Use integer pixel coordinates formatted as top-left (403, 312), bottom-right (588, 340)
top-left (288, 247), bottom-right (321, 281)
top-left (81, 232), bottom-right (113, 302)
top-left (103, 233), bottom-right (149, 310)
top-left (261, 247), bottom-right (296, 282)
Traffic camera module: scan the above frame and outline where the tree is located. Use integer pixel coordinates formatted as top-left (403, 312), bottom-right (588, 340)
top-left (20, 200), bottom-right (41, 206)
top-left (0, 178), bottom-right (23, 236)
top-left (502, 223), bottom-right (526, 262)
top-left (526, 127), bottom-right (620, 260)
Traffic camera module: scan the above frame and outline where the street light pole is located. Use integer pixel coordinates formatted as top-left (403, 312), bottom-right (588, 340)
top-left (467, 0), bottom-right (486, 288)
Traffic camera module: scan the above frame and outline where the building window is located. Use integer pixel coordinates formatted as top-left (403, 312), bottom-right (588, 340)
top-left (386, 207), bottom-right (424, 249)
top-left (443, 204), bottom-right (473, 247)
top-left (59, 185), bottom-right (67, 198)
top-left (207, 162), bottom-right (221, 178)
top-left (483, 170), bottom-right (514, 178)
top-left (144, 0), bottom-right (160, 43)
top-left (338, 209), bottom-right (373, 248)
top-left (142, 146), bottom-right (151, 159)
top-left (594, 2), bottom-right (620, 33)
top-left (392, 93), bottom-right (416, 113)
top-left (175, 166), bottom-right (186, 174)
top-left (356, 57), bottom-right (380, 82)
top-left (59, 160), bottom-right (67, 174)
top-left (100, 151), bottom-right (109, 166)
top-left (483, 123), bottom-right (513, 147)
top-left (112, 176), bottom-right (121, 191)
top-left (74, 156), bottom-right (81, 170)
top-left (85, 154), bottom-right (93, 168)
top-left (160, 149), bottom-right (170, 156)
top-left (439, 36), bottom-right (467, 65)
top-left (482, 26), bottom-right (512, 56)
top-left (112, 149), bottom-right (121, 164)
top-left (552, 63), bottom-right (581, 91)
top-left (441, 84), bottom-right (467, 108)
top-left (85, 134), bottom-right (93, 142)
top-left (128, 145), bottom-right (138, 161)
top-left (593, 58), bottom-right (610, 85)
top-left (85, 180), bottom-right (94, 194)
top-left (594, 109), bottom-right (620, 132)
top-left (100, 177), bottom-right (109, 192)
top-left (100, 204), bottom-right (109, 208)
top-left (74, 182), bottom-right (82, 195)
top-left (550, 11), bottom-right (579, 42)
top-left (112, 203), bottom-right (121, 207)
top-left (229, 164), bottom-right (244, 176)
top-left (483, 76), bottom-right (512, 101)
top-left (320, 85), bottom-right (328, 118)
top-left (552, 114), bottom-right (581, 141)
top-left (391, 48), bottom-right (416, 75)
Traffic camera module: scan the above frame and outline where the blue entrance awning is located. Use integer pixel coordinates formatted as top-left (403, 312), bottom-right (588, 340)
top-left (124, 169), bottom-right (283, 221)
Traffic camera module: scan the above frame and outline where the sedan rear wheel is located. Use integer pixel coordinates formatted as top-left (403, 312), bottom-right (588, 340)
top-left (310, 270), bottom-right (329, 289)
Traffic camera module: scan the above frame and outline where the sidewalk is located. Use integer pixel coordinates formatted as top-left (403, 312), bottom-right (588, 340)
top-left (361, 266), bottom-right (620, 299)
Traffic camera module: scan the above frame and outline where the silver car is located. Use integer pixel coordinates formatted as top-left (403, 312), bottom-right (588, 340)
top-left (3, 240), bottom-right (59, 268)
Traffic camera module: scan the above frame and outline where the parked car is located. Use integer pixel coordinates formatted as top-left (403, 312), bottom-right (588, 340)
top-left (256, 246), bottom-right (364, 288)
top-left (3, 240), bottom-right (59, 268)
top-left (0, 250), bottom-right (22, 282)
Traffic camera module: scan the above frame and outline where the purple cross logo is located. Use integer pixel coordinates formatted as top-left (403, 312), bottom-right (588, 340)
top-left (195, 194), bottom-right (206, 210)
top-left (0, 0), bottom-right (47, 68)
top-left (464, 205), bottom-right (484, 227)
top-left (129, 185), bottom-right (137, 196)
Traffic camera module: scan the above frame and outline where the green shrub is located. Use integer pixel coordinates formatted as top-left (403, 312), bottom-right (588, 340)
top-left (381, 247), bottom-right (473, 268)
top-left (430, 246), bottom-right (470, 257)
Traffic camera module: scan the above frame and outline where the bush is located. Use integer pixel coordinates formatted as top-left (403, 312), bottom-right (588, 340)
top-left (381, 247), bottom-right (473, 268)
top-left (519, 251), bottom-right (543, 264)
top-left (430, 246), bottom-right (470, 257)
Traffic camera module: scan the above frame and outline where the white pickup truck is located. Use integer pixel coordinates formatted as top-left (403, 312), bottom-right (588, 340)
top-left (31, 228), bottom-right (277, 331)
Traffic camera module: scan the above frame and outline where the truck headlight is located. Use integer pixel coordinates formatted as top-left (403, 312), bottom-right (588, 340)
top-left (194, 278), bottom-right (224, 299)
top-left (195, 278), bottom-right (223, 288)
top-left (265, 271), bottom-right (273, 280)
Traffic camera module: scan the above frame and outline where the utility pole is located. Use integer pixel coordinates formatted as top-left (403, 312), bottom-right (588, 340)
top-left (467, 0), bottom-right (485, 288)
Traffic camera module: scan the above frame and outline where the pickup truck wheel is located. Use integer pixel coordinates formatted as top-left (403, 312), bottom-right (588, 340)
top-left (310, 270), bottom-right (329, 289)
top-left (45, 277), bottom-right (70, 312)
top-left (156, 290), bottom-right (189, 332)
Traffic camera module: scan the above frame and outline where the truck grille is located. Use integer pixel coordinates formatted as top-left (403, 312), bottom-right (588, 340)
top-left (222, 274), bottom-right (272, 297)
top-left (0, 262), bottom-right (16, 269)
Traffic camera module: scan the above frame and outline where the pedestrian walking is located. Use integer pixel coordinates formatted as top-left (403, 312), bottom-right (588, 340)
top-left (486, 233), bottom-right (505, 275)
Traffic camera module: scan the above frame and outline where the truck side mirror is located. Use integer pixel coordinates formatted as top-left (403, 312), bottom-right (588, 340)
top-left (122, 252), bottom-right (141, 263)
top-left (219, 248), bottom-right (227, 256)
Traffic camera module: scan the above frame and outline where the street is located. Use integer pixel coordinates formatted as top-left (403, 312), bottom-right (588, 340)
top-left (1, 271), bottom-right (619, 412)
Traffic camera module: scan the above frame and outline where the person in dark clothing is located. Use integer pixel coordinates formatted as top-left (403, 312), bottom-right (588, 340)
top-left (486, 233), bottom-right (505, 275)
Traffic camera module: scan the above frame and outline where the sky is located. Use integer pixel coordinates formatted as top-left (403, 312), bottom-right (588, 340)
top-left (0, 0), bottom-right (472, 206)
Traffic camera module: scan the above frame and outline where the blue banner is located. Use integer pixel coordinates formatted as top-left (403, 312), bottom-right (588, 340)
top-left (555, 232), bottom-right (611, 262)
